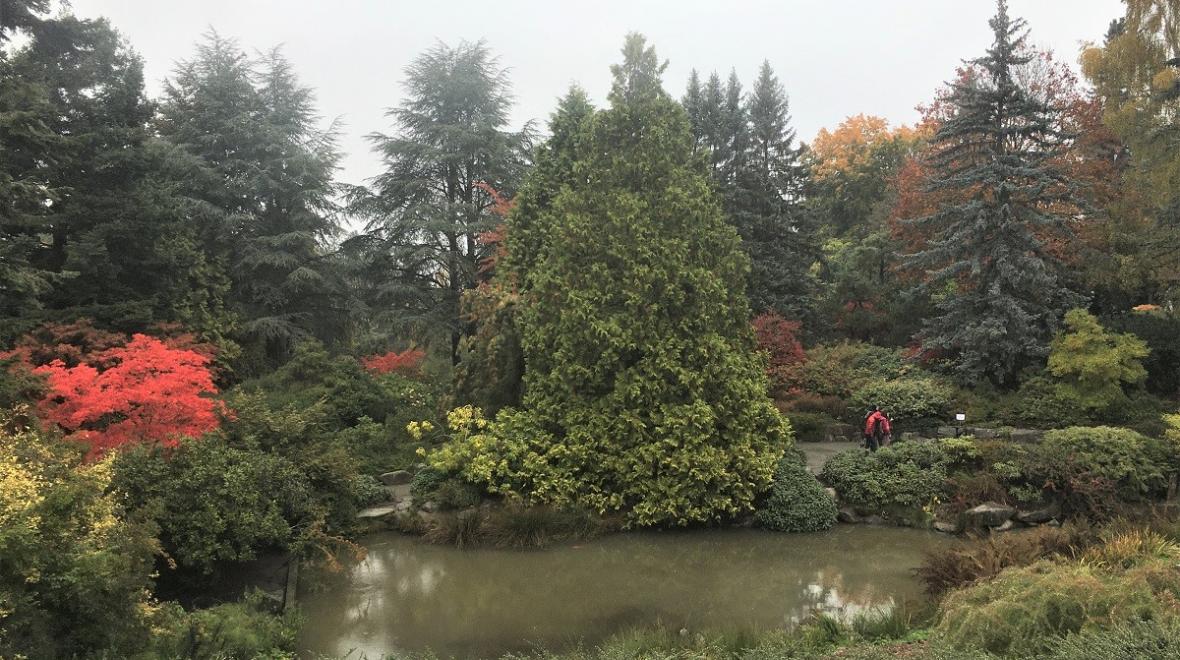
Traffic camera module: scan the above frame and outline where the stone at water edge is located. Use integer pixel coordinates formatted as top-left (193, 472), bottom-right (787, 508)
top-left (1016, 503), bottom-right (1060, 524)
top-left (379, 470), bottom-right (413, 486)
top-left (991, 519), bottom-right (1015, 532)
top-left (837, 508), bottom-right (860, 524)
top-left (963, 502), bottom-right (1016, 528)
top-left (862, 515), bottom-right (887, 526)
top-left (933, 521), bottom-right (958, 534)
top-left (358, 503), bottom-right (400, 519)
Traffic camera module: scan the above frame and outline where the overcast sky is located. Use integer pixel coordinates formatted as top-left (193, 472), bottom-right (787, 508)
top-left (70, 1), bottom-right (1122, 188)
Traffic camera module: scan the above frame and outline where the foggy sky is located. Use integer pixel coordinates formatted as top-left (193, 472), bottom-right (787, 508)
top-left (69, 1), bottom-right (1122, 189)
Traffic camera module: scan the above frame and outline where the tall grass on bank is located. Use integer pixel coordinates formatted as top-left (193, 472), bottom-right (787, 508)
top-left (421, 505), bottom-right (610, 549)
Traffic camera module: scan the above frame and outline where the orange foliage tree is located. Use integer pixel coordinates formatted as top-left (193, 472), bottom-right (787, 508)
top-left (810, 114), bottom-right (926, 183)
top-left (35, 334), bottom-right (223, 458)
top-left (361, 349), bottom-right (426, 376)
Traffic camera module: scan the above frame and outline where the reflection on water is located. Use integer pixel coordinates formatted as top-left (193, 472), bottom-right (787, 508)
top-left (298, 526), bottom-right (949, 659)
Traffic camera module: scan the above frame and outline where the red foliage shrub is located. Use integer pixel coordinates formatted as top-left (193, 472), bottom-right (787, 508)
top-left (35, 334), bottom-right (223, 458)
top-left (752, 312), bottom-right (806, 392)
top-left (361, 349), bottom-right (426, 377)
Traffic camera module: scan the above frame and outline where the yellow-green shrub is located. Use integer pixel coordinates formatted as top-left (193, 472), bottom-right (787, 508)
top-left (937, 558), bottom-right (1180, 656)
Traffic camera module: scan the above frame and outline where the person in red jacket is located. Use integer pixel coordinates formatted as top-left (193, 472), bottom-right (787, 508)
top-left (864, 406), bottom-right (889, 452)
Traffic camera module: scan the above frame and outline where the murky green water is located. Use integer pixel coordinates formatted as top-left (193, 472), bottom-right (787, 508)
top-left (298, 526), bottom-right (949, 659)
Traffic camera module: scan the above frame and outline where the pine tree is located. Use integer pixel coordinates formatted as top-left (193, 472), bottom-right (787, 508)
top-left (904, 1), bottom-right (1086, 385)
top-left (505, 34), bottom-right (788, 526)
top-left (348, 40), bottom-right (532, 363)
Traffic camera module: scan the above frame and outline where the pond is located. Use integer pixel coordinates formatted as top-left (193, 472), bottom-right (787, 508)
top-left (298, 526), bottom-right (950, 659)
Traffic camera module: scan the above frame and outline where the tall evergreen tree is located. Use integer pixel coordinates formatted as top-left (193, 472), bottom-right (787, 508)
top-left (904, 0), bottom-right (1085, 385)
top-left (682, 62), bottom-right (814, 319)
top-left (157, 34), bottom-right (342, 365)
top-left (732, 61), bottom-right (814, 317)
top-left (1, 12), bottom-right (232, 345)
top-left (682, 69), bottom-right (705, 156)
top-left (452, 86), bottom-right (594, 413)
top-left (348, 40), bottom-right (532, 363)
top-left (0, 0), bottom-right (59, 322)
top-left (503, 35), bottom-right (788, 526)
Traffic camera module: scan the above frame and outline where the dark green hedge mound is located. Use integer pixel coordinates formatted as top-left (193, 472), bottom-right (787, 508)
top-left (754, 455), bottom-right (837, 532)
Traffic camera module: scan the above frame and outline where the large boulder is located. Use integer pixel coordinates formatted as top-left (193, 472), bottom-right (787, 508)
top-left (379, 470), bottom-right (413, 486)
top-left (963, 502), bottom-right (1016, 529)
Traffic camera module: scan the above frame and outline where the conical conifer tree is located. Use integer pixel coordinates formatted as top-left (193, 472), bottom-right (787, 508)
top-left (905, 1), bottom-right (1085, 385)
top-left (733, 61), bottom-right (814, 318)
top-left (510, 34), bottom-right (789, 526)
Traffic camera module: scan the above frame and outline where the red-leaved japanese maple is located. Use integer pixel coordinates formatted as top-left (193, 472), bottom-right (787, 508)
top-left (361, 349), bottom-right (426, 376)
top-left (36, 334), bottom-right (222, 458)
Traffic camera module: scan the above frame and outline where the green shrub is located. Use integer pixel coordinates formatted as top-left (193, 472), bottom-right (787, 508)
top-left (999, 372), bottom-right (1087, 428)
top-left (936, 558), bottom-right (1180, 656)
top-left (1033, 426), bottom-right (1171, 504)
top-left (1, 409), bottom-right (160, 659)
top-left (850, 376), bottom-right (956, 428)
top-left (819, 442), bottom-right (958, 511)
top-left (112, 438), bottom-right (313, 573)
top-left (239, 341), bottom-right (439, 453)
top-left (797, 342), bottom-right (908, 399)
top-left (220, 391), bottom-right (409, 531)
top-left (754, 456), bottom-right (837, 532)
top-left (147, 591), bottom-right (298, 660)
top-left (0, 357), bottom-right (44, 408)
top-left (425, 405), bottom-right (791, 527)
top-left (434, 477), bottom-right (484, 510)
top-left (410, 465), bottom-right (447, 504)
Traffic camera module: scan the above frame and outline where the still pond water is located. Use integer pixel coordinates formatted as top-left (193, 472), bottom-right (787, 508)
top-left (298, 526), bottom-right (950, 659)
